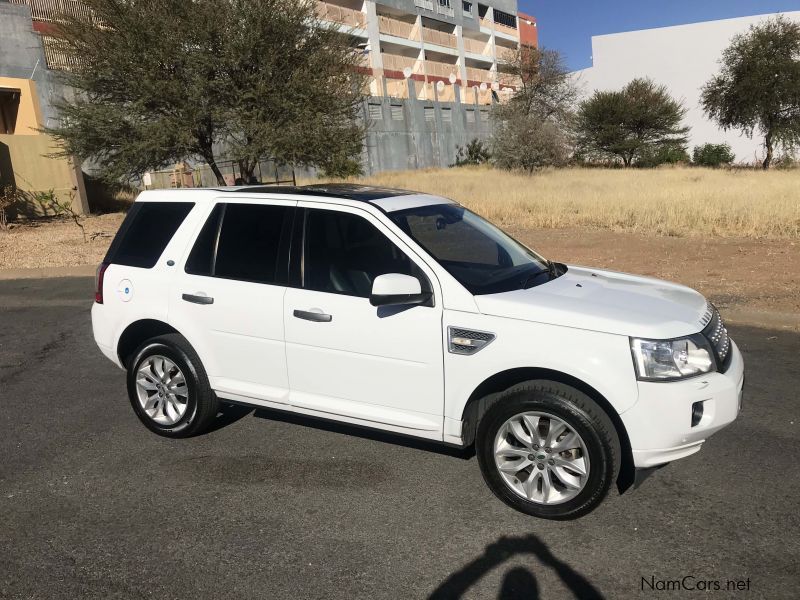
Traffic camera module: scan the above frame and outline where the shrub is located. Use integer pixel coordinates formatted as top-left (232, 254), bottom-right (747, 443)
top-left (692, 143), bottom-right (736, 167)
top-left (453, 139), bottom-right (491, 166)
top-left (636, 144), bottom-right (690, 168)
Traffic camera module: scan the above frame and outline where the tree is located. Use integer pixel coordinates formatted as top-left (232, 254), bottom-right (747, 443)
top-left (491, 47), bottom-right (577, 171)
top-left (576, 78), bottom-right (690, 167)
top-left (46, 0), bottom-right (365, 185)
top-left (701, 16), bottom-right (800, 169)
top-left (692, 143), bottom-right (736, 167)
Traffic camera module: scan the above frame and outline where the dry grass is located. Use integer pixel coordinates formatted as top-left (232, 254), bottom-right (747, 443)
top-left (318, 166), bottom-right (800, 239)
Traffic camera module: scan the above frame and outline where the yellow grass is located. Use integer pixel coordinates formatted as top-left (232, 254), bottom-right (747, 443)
top-left (317, 166), bottom-right (800, 239)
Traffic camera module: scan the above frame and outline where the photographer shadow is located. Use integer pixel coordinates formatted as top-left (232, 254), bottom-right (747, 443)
top-left (429, 533), bottom-right (604, 600)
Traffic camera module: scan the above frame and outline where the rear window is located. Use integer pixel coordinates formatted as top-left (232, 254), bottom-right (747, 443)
top-left (185, 203), bottom-right (290, 285)
top-left (106, 202), bottom-right (194, 268)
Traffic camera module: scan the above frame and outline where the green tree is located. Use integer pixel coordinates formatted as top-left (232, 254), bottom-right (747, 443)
top-left (701, 16), bottom-right (800, 170)
top-left (576, 78), bottom-right (690, 167)
top-left (491, 47), bottom-right (577, 171)
top-left (453, 139), bottom-right (491, 166)
top-left (692, 143), bottom-right (736, 167)
top-left (46, 0), bottom-right (365, 185)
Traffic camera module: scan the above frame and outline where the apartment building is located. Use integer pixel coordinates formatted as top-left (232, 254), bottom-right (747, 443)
top-left (316, 0), bottom-right (535, 104)
top-left (2, 0), bottom-right (538, 176)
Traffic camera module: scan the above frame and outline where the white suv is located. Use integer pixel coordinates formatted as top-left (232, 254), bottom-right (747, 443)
top-left (91, 184), bottom-right (744, 519)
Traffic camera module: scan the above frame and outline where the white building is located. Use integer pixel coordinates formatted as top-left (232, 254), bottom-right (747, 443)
top-left (575, 11), bottom-right (800, 164)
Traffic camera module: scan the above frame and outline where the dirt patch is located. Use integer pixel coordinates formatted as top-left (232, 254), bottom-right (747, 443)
top-left (0, 213), bottom-right (124, 269)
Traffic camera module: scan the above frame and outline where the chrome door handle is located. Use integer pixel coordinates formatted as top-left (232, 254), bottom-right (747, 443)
top-left (182, 293), bottom-right (214, 305)
top-left (293, 309), bottom-right (332, 322)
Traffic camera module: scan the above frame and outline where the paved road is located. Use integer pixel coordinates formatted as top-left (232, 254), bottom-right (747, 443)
top-left (1, 277), bottom-right (798, 599)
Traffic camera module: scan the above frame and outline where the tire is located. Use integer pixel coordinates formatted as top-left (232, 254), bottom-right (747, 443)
top-left (126, 334), bottom-right (218, 438)
top-left (476, 380), bottom-right (620, 520)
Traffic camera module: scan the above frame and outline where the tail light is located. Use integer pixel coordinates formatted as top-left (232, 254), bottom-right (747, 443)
top-left (95, 262), bottom-right (109, 303)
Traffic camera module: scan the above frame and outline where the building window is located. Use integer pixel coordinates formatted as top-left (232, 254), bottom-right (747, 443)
top-left (466, 109), bottom-right (475, 123)
top-left (368, 103), bottom-right (383, 120)
top-left (0, 89), bottom-right (20, 134)
top-left (424, 107), bottom-right (435, 122)
top-left (441, 108), bottom-right (452, 123)
top-left (391, 105), bottom-right (404, 121)
top-left (493, 9), bottom-right (517, 29)
top-left (462, 1), bottom-right (472, 15)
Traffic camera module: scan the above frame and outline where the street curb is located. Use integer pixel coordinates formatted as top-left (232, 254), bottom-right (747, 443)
top-left (0, 265), bottom-right (97, 280)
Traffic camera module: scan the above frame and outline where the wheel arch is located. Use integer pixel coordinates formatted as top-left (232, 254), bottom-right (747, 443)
top-left (460, 367), bottom-right (635, 494)
top-left (117, 319), bottom-right (181, 368)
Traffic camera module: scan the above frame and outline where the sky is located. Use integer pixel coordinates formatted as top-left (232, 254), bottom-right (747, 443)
top-left (521, 0), bottom-right (800, 71)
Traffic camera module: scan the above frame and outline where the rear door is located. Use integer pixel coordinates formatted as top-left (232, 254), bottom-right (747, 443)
top-left (283, 203), bottom-right (445, 437)
top-left (169, 199), bottom-right (296, 404)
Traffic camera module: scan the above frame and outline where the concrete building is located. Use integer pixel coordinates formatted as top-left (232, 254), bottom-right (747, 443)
top-left (0, 1), bottom-right (88, 214)
top-left (316, 0), bottom-right (531, 102)
top-left (575, 11), bottom-right (800, 164)
top-left (2, 0), bottom-right (538, 181)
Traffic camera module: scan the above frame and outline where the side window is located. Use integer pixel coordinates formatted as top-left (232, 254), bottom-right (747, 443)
top-left (107, 202), bottom-right (194, 268)
top-left (303, 209), bottom-right (427, 298)
top-left (185, 203), bottom-right (289, 284)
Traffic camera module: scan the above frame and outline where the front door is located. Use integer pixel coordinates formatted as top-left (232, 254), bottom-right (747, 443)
top-left (283, 203), bottom-right (445, 437)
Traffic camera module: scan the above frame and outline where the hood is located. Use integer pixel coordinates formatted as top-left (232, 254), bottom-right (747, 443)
top-left (474, 265), bottom-right (709, 339)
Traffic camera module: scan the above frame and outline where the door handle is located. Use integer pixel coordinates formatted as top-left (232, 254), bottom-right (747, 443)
top-left (182, 293), bottom-right (214, 305)
top-left (293, 309), bottom-right (332, 322)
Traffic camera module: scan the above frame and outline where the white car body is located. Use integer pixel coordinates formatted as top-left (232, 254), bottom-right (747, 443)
top-left (92, 186), bottom-right (744, 481)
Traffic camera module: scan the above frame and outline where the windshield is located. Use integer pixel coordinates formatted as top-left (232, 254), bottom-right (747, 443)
top-left (390, 204), bottom-right (559, 295)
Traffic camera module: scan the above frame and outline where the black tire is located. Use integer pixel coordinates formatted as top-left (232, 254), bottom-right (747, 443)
top-left (126, 334), bottom-right (218, 438)
top-left (476, 380), bottom-right (620, 520)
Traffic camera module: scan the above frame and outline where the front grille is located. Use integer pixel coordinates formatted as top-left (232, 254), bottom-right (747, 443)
top-left (702, 304), bottom-right (731, 372)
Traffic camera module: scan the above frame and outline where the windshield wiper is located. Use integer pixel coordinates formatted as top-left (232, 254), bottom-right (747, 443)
top-left (521, 262), bottom-right (559, 289)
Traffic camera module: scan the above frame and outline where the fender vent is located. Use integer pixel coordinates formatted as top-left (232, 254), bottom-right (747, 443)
top-left (448, 327), bottom-right (496, 355)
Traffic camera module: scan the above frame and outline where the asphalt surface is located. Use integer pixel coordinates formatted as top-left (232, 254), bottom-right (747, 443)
top-left (1, 276), bottom-right (798, 599)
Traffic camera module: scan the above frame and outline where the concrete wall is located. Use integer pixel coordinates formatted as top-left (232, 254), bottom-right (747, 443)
top-left (0, 134), bottom-right (89, 215)
top-left (360, 79), bottom-right (494, 174)
top-left (0, 2), bottom-right (75, 130)
top-left (0, 76), bottom-right (44, 135)
top-left (575, 11), bottom-right (800, 164)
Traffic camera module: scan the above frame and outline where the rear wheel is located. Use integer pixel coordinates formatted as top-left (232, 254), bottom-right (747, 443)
top-left (476, 381), bottom-right (620, 519)
top-left (126, 334), bottom-right (218, 438)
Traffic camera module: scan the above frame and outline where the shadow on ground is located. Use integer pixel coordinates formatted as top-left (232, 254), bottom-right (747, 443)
top-left (428, 534), bottom-right (604, 599)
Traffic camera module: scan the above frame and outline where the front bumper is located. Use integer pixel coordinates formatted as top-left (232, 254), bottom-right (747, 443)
top-left (621, 339), bottom-right (744, 468)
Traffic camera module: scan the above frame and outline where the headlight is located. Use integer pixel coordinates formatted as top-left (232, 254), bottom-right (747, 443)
top-left (630, 335), bottom-right (715, 381)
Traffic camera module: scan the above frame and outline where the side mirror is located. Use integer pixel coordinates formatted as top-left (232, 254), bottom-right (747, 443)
top-left (370, 273), bottom-right (432, 307)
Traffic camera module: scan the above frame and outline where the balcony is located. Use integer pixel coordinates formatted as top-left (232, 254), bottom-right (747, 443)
top-left (315, 1), bottom-right (366, 29)
top-left (496, 47), bottom-right (517, 64)
top-left (382, 54), bottom-right (418, 74)
top-left (378, 15), bottom-right (418, 40)
top-left (462, 37), bottom-right (488, 55)
top-left (424, 60), bottom-right (459, 80)
top-left (465, 66), bottom-right (492, 84)
top-left (421, 28), bottom-right (457, 49)
top-left (494, 21), bottom-right (519, 39)
top-left (9, 0), bottom-right (98, 24)
top-left (436, 2), bottom-right (454, 18)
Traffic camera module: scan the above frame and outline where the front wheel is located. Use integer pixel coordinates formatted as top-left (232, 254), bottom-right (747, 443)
top-left (476, 381), bottom-right (620, 519)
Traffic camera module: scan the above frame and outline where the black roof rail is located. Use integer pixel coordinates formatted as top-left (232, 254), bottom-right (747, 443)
top-left (217, 183), bottom-right (413, 201)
